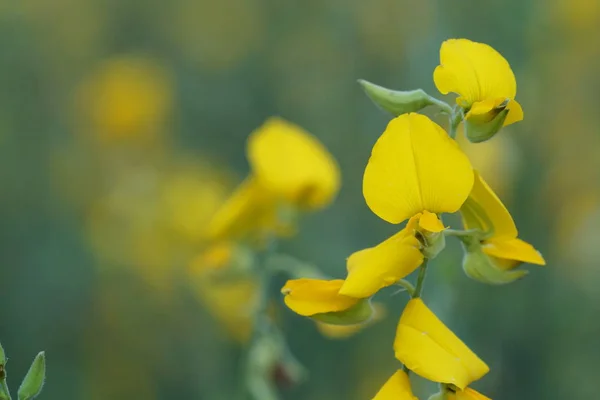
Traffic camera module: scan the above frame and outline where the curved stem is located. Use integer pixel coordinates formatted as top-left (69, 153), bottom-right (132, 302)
top-left (412, 259), bottom-right (429, 299)
top-left (448, 107), bottom-right (464, 139)
top-left (428, 96), bottom-right (454, 116)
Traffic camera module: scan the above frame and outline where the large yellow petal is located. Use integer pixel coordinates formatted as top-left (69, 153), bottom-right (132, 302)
top-left (248, 117), bottom-right (341, 210)
top-left (373, 370), bottom-right (418, 400)
top-left (340, 224), bottom-right (424, 298)
top-left (434, 39), bottom-right (517, 107)
top-left (281, 279), bottom-right (360, 317)
top-left (363, 113), bottom-right (474, 224)
top-left (461, 171), bottom-right (517, 239)
top-left (206, 177), bottom-right (279, 241)
top-left (449, 387), bottom-right (492, 400)
top-left (483, 238), bottom-right (546, 265)
top-left (394, 299), bottom-right (489, 390)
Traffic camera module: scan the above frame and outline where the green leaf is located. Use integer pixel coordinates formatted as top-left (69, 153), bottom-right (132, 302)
top-left (17, 352), bottom-right (45, 400)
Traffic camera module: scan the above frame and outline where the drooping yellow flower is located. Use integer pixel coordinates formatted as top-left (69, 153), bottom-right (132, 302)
top-left (462, 171), bottom-right (545, 267)
top-left (364, 113), bottom-right (474, 225)
top-left (207, 117), bottom-right (340, 242)
top-left (394, 298), bottom-right (489, 390)
top-left (248, 117), bottom-right (341, 210)
top-left (281, 279), bottom-right (373, 325)
top-left (372, 370), bottom-right (418, 400)
top-left (434, 39), bottom-right (523, 127)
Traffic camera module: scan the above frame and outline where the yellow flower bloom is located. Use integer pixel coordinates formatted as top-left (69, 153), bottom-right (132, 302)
top-left (281, 279), bottom-right (373, 325)
top-left (448, 387), bottom-right (492, 400)
top-left (462, 171), bottom-right (545, 267)
top-left (394, 298), bottom-right (489, 390)
top-left (434, 38), bottom-right (523, 127)
top-left (363, 113), bottom-right (473, 225)
top-left (248, 117), bottom-right (341, 210)
top-left (372, 370), bottom-right (418, 400)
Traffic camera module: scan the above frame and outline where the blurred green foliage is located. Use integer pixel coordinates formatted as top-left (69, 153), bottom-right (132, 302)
top-left (0, 0), bottom-right (598, 399)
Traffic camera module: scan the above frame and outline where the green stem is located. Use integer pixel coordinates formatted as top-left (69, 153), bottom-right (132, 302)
top-left (448, 107), bottom-right (464, 139)
top-left (395, 279), bottom-right (416, 296)
top-left (428, 96), bottom-right (454, 115)
top-left (412, 259), bottom-right (429, 299)
top-left (443, 229), bottom-right (481, 238)
top-left (252, 236), bottom-right (279, 337)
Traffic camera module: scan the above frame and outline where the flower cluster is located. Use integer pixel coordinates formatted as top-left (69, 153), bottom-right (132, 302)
top-left (281, 38), bottom-right (545, 399)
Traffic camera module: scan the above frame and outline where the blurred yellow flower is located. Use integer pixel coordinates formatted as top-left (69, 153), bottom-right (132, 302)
top-left (394, 299), bottom-right (489, 390)
top-left (372, 369), bottom-right (417, 400)
top-left (434, 39), bottom-right (523, 127)
top-left (462, 171), bottom-right (545, 267)
top-left (208, 117), bottom-right (340, 242)
top-left (77, 56), bottom-right (172, 142)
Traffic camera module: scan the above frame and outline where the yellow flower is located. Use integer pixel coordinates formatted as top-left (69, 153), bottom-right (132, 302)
top-left (363, 113), bottom-right (473, 225)
top-left (462, 171), bottom-right (545, 267)
top-left (394, 298), bottom-right (489, 390)
top-left (448, 387), bottom-right (492, 400)
top-left (434, 38), bottom-right (523, 127)
top-left (207, 117), bottom-right (340, 242)
top-left (248, 117), bottom-right (341, 210)
top-left (372, 370), bottom-right (418, 400)
top-left (281, 279), bottom-right (373, 325)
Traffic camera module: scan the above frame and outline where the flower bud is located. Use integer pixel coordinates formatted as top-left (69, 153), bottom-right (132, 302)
top-left (17, 352), bottom-right (46, 400)
top-left (462, 238), bottom-right (528, 285)
top-left (310, 298), bottom-right (374, 326)
top-left (420, 230), bottom-right (446, 260)
top-left (464, 107), bottom-right (509, 143)
top-left (358, 80), bottom-right (435, 116)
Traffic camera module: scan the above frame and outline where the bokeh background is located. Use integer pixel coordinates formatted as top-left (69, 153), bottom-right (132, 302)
top-left (0, 0), bottom-right (598, 399)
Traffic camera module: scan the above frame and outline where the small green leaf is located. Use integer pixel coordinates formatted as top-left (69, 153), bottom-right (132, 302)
top-left (17, 352), bottom-right (45, 400)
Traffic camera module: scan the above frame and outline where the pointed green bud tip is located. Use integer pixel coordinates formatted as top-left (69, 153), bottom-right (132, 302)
top-left (358, 79), bottom-right (433, 116)
top-left (0, 342), bottom-right (5, 366)
top-left (464, 107), bottom-right (509, 143)
top-left (311, 298), bottom-right (373, 326)
top-left (17, 352), bottom-right (45, 400)
top-left (462, 243), bottom-right (528, 285)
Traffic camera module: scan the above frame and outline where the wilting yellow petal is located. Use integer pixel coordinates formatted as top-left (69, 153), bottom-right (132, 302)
top-left (434, 39), bottom-right (517, 108)
top-left (282, 279), bottom-right (360, 316)
top-left (449, 387), bottom-right (492, 400)
top-left (461, 171), bottom-right (517, 238)
top-left (248, 117), bottom-right (341, 210)
top-left (503, 99), bottom-right (523, 126)
top-left (419, 210), bottom-right (446, 233)
top-left (340, 227), bottom-right (423, 298)
top-left (483, 238), bottom-right (546, 265)
top-left (373, 370), bottom-right (418, 400)
top-left (206, 177), bottom-right (279, 241)
top-left (394, 299), bottom-right (489, 390)
top-left (363, 113), bottom-right (474, 224)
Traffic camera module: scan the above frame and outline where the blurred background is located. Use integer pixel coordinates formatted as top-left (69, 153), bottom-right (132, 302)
top-left (0, 0), bottom-right (598, 399)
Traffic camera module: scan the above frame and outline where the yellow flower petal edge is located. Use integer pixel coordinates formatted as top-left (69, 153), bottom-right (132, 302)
top-left (248, 117), bottom-right (341, 210)
top-left (419, 210), bottom-right (446, 233)
top-left (373, 370), bottom-right (418, 400)
top-left (340, 219), bottom-right (424, 298)
top-left (433, 38), bottom-right (522, 126)
top-left (461, 171), bottom-right (517, 238)
top-left (281, 279), bottom-right (360, 317)
top-left (363, 113), bottom-right (474, 224)
top-left (394, 299), bottom-right (489, 390)
top-left (450, 387), bottom-right (492, 400)
top-left (483, 238), bottom-right (546, 266)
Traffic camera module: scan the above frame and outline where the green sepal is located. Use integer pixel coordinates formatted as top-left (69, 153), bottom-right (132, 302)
top-left (311, 298), bottom-right (373, 326)
top-left (464, 107), bottom-right (509, 143)
top-left (358, 80), bottom-right (436, 116)
top-left (17, 352), bottom-right (45, 400)
top-left (421, 231), bottom-right (446, 260)
top-left (461, 239), bottom-right (528, 285)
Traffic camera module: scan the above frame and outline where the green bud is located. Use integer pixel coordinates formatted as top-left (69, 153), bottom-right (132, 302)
top-left (464, 107), bottom-right (509, 143)
top-left (421, 231), bottom-right (446, 260)
top-left (358, 80), bottom-right (435, 116)
top-left (311, 298), bottom-right (373, 326)
top-left (17, 352), bottom-right (45, 400)
top-left (462, 240), bottom-right (527, 285)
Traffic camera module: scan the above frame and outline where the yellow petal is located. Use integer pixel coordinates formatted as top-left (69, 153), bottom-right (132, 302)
top-left (373, 370), bottom-right (418, 400)
top-left (340, 225), bottom-right (424, 298)
top-left (363, 113), bottom-right (474, 224)
top-left (434, 39), bottom-right (517, 107)
top-left (281, 279), bottom-right (360, 317)
top-left (483, 238), bottom-right (546, 265)
top-left (248, 117), bottom-right (341, 210)
top-left (461, 171), bottom-right (517, 238)
top-left (503, 99), bottom-right (523, 126)
top-left (394, 299), bottom-right (489, 390)
top-left (206, 177), bottom-right (279, 241)
top-left (449, 387), bottom-right (492, 400)
top-left (419, 210), bottom-right (446, 233)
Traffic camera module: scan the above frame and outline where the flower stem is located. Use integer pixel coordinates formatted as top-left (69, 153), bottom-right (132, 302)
top-left (412, 259), bottom-right (429, 299)
top-left (448, 107), bottom-right (464, 139)
top-left (428, 96), bottom-right (454, 116)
